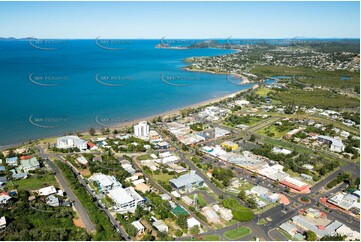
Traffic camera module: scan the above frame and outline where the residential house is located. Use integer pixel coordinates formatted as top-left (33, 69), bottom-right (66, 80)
top-left (20, 157), bottom-right (40, 172)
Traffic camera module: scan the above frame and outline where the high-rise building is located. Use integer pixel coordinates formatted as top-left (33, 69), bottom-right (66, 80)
top-left (133, 121), bottom-right (149, 139)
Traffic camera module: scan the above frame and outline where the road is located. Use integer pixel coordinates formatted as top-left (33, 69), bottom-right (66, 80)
top-left (44, 159), bottom-right (96, 233)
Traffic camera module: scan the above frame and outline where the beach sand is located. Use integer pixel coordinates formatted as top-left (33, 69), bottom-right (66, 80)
top-left (98, 88), bottom-right (251, 133)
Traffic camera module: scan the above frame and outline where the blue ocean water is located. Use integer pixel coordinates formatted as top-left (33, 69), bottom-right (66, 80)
top-left (0, 39), bottom-right (256, 146)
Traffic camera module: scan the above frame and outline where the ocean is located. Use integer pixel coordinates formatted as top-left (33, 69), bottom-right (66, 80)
top-left (0, 39), bottom-right (257, 146)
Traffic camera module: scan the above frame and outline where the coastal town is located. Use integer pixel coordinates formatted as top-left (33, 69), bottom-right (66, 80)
top-left (0, 38), bottom-right (360, 241)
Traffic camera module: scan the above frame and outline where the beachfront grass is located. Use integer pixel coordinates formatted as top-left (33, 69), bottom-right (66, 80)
top-left (223, 227), bottom-right (251, 240)
top-left (12, 174), bottom-right (57, 190)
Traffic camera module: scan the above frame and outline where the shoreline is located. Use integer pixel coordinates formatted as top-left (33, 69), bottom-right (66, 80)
top-left (183, 67), bottom-right (253, 84)
top-left (0, 88), bottom-right (253, 150)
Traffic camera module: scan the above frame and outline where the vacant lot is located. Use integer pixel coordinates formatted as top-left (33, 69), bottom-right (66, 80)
top-left (13, 174), bottom-right (58, 190)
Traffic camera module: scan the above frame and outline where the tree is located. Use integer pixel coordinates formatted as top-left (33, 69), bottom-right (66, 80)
top-left (176, 214), bottom-right (188, 230)
top-left (124, 224), bottom-right (137, 238)
top-left (238, 190), bottom-right (246, 201)
top-left (175, 230), bottom-right (183, 237)
top-left (141, 233), bottom-right (154, 241)
top-left (189, 225), bottom-right (200, 236)
top-left (249, 134), bottom-right (256, 142)
top-left (89, 127), bottom-right (96, 136)
top-left (181, 144), bottom-right (189, 151)
top-left (306, 230), bottom-right (317, 241)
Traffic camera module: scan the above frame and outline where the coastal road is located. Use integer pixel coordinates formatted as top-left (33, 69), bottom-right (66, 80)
top-left (44, 158), bottom-right (96, 233)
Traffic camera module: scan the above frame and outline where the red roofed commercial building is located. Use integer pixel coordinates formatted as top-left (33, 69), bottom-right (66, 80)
top-left (280, 176), bottom-right (310, 193)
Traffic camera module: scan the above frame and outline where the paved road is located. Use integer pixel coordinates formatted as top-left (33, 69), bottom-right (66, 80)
top-left (57, 155), bottom-right (130, 240)
top-left (45, 159), bottom-right (96, 233)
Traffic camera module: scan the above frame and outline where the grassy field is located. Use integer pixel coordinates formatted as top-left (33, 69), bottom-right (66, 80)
top-left (262, 136), bottom-right (314, 154)
top-left (257, 125), bottom-right (292, 139)
top-left (255, 87), bottom-right (272, 96)
top-left (153, 173), bottom-right (175, 182)
top-left (223, 227), bottom-right (251, 240)
top-left (12, 174), bottom-right (58, 190)
top-left (188, 235), bottom-right (220, 241)
top-left (271, 89), bottom-right (359, 109)
top-left (223, 198), bottom-right (254, 221)
top-left (137, 154), bottom-right (152, 160)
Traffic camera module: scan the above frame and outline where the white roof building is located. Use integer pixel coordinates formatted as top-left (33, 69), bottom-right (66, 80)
top-left (131, 220), bottom-right (145, 234)
top-left (0, 216), bottom-right (6, 229)
top-left (108, 187), bottom-right (144, 214)
top-left (134, 121), bottom-right (150, 139)
top-left (219, 207), bottom-right (233, 221)
top-left (328, 193), bottom-right (359, 210)
top-left (318, 135), bottom-right (345, 152)
top-left (187, 217), bottom-right (201, 228)
top-left (89, 173), bottom-right (122, 192)
top-left (38, 186), bottom-right (57, 196)
top-left (202, 206), bottom-right (220, 224)
top-left (152, 219), bottom-right (168, 233)
top-left (76, 156), bottom-right (88, 165)
top-left (0, 194), bottom-right (11, 204)
top-left (181, 196), bottom-right (193, 205)
top-left (56, 135), bottom-right (87, 150)
top-left (336, 224), bottom-right (360, 241)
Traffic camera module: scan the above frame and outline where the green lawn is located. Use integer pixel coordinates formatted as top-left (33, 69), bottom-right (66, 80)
top-left (13, 174), bottom-right (58, 190)
top-left (257, 125), bottom-right (292, 139)
top-left (197, 194), bottom-right (207, 207)
top-left (257, 218), bottom-right (267, 225)
top-left (137, 154), bottom-right (152, 160)
top-left (153, 173), bottom-right (175, 182)
top-left (255, 87), bottom-right (271, 96)
top-left (195, 235), bottom-right (220, 241)
top-left (224, 227), bottom-right (251, 240)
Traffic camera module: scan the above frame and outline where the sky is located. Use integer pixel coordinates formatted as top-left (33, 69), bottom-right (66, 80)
top-left (0, 1), bottom-right (359, 39)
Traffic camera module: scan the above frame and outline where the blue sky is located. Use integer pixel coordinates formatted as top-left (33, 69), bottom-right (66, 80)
top-left (0, 1), bottom-right (359, 39)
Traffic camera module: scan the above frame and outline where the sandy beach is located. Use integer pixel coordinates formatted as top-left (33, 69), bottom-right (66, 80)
top-left (98, 88), bottom-right (252, 132)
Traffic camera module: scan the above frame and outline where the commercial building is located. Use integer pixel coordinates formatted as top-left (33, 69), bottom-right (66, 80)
top-left (221, 141), bottom-right (239, 151)
top-left (279, 222), bottom-right (298, 237)
top-left (56, 135), bottom-right (87, 150)
top-left (169, 171), bottom-right (204, 190)
top-left (318, 135), bottom-right (345, 152)
top-left (328, 192), bottom-right (359, 210)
